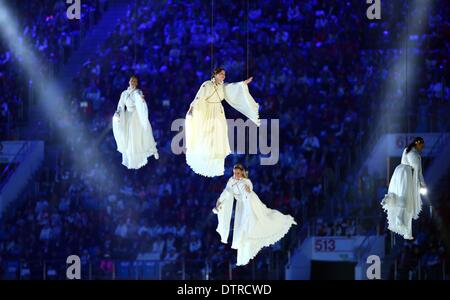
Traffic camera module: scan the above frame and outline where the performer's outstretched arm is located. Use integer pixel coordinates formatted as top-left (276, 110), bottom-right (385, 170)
top-left (243, 76), bottom-right (253, 85)
top-left (223, 77), bottom-right (260, 126)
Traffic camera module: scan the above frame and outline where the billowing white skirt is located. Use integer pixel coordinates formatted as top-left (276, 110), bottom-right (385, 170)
top-left (185, 101), bottom-right (231, 177)
top-left (232, 192), bottom-right (297, 266)
top-left (381, 164), bottom-right (416, 239)
top-left (113, 109), bottom-right (158, 169)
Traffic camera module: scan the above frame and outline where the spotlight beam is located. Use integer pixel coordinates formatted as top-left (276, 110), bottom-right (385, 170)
top-left (0, 0), bottom-right (118, 190)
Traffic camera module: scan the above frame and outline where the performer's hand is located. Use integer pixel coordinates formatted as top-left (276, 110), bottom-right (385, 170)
top-left (213, 204), bottom-right (220, 214)
top-left (215, 199), bottom-right (221, 210)
top-left (420, 187), bottom-right (427, 195)
top-left (245, 185), bottom-right (251, 193)
top-left (244, 77), bottom-right (253, 85)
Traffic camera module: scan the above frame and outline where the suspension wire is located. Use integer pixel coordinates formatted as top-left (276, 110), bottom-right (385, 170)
top-left (406, 1), bottom-right (409, 135)
top-left (246, 0), bottom-right (250, 79)
top-left (134, 0), bottom-right (137, 65)
top-left (211, 0), bottom-right (214, 72)
top-left (245, 0), bottom-right (250, 169)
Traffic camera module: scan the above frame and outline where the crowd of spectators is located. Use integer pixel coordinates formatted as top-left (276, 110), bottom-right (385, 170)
top-left (0, 0), bottom-right (449, 279)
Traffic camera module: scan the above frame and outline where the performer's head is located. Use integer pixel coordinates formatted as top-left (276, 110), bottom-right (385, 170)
top-left (233, 163), bottom-right (248, 179)
top-left (406, 137), bottom-right (425, 153)
top-left (212, 67), bottom-right (226, 84)
top-left (129, 75), bottom-right (139, 89)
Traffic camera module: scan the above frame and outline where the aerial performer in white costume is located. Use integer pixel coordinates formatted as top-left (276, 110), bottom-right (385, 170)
top-left (112, 75), bottom-right (159, 169)
top-left (381, 137), bottom-right (427, 240)
top-left (213, 164), bottom-right (297, 266)
top-left (185, 67), bottom-right (261, 177)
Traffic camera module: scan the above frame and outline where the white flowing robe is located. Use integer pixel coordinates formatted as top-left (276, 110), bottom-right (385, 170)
top-left (112, 87), bottom-right (158, 169)
top-left (185, 80), bottom-right (261, 177)
top-left (381, 148), bottom-right (425, 239)
top-left (213, 177), bottom-right (297, 266)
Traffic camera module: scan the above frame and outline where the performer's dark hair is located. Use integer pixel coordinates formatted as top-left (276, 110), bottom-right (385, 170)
top-left (233, 163), bottom-right (248, 178)
top-left (212, 67), bottom-right (225, 78)
top-left (130, 75), bottom-right (139, 81)
top-left (405, 137), bottom-right (424, 153)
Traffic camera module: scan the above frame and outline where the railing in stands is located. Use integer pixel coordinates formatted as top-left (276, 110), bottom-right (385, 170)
top-left (392, 257), bottom-right (448, 280)
top-left (0, 257), bottom-right (286, 280)
top-left (0, 141), bottom-right (31, 191)
top-left (428, 118), bottom-right (450, 158)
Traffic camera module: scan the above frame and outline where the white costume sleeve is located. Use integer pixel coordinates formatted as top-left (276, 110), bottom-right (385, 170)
top-left (409, 151), bottom-right (426, 187)
top-left (112, 92), bottom-right (127, 153)
top-left (116, 91), bottom-right (126, 112)
top-left (189, 81), bottom-right (209, 108)
top-left (134, 89), bottom-right (150, 131)
top-left (244, 178), bottom-right (253, 193)
top-left (214, 178), bottom-right (234, 244)
top-left (400, 149), bottom-right (408, 165)
top-left (224, 81), bottom-right (260, 126)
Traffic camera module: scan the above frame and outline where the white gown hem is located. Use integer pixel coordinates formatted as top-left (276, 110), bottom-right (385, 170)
top-left (236, 218), bottom-right (297, 266)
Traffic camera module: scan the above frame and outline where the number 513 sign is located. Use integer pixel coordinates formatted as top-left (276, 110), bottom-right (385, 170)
top-left (314, 238), bottom-right (337, 252)
top-left (312, 237), bottom-right (356, 261)
top-left (313, 237), bottom-right (355, 253)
